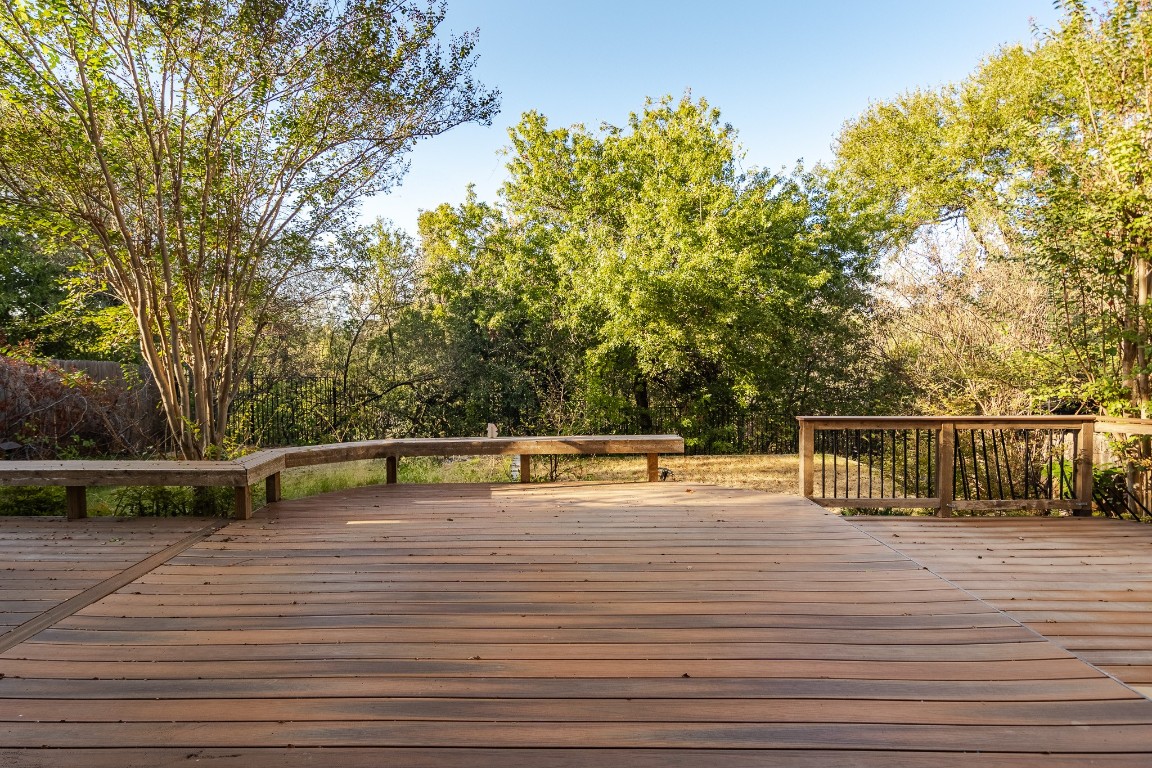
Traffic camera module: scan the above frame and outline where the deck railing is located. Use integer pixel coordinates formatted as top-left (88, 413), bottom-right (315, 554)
top-left (797, 416), bottom-right (1095, 517)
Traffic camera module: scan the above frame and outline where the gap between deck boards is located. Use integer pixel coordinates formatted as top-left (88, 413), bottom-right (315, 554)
top-left (842, 514), bottom-right (1152, 703)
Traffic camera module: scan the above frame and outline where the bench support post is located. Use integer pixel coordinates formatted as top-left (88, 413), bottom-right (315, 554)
top-left (265, 472), bottom-right (282, 503)
top-left (520, 454), bottom-right (531, 483)
top-left (386, 455), bottom-right (398, 484)
top-left (65, 486), bottom-right (87, 520)
top-left (234, 486), bottom-right (253, 520)
top-left (647, 453), bottom-right (659, 482)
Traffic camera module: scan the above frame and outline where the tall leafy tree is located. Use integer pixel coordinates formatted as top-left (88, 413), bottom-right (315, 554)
top-left (502, 96), bottom-right (878, 422)
top-left (0, 0), bottom-right (498, 457)
top-left (834, 0), bottom-right (1152, 416)
top-left (414, 96), bottom-right (882, 436)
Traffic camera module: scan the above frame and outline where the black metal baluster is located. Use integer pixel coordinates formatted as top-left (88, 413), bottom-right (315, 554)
top-left (990, 428), bottom-right (1004, 499)
top-left (856, 429), bottom-right (861, 499)
top-left (980, 430), bottom-right (994, 500)
top-left (957, 432), bottom-right (971, 500)
top-left (1001, 430), bottom-right (1017, 498)
top-left (903, 430), bottom-right (909, 498)
top-left (1023, 429), bottom-right (1032, 500)
top-left (969, 429), bottom-right (981, 499)
top-left (1057, 430), bottom-right (1068, 499)
top-left (879, 430), bottom-right (885, 498)
top-left (866, 430), bottom-right (873, 498)
top-left (821, 431), bottom-right (827, 498)
top-left (892, 430), bottom-right (898, 497)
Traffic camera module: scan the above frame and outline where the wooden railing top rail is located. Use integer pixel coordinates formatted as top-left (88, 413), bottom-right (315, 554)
top-left (0, 434), bottom-right (685, 521)
top-left (1094, 418), bottom-right (1152, 435)
top-left (798, 415), bottom-right (1095, 427)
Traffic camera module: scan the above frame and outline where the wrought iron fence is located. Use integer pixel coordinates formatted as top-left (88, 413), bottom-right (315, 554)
top-left (231, 375), bottom-right (799, 454)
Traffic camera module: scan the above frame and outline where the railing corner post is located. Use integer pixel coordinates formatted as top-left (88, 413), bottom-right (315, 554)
top-left (1075, 420), bottom-right (1095, 516)
top-left (936, 422), bottom-right (954, 518)
top-left (799, 420), bottom-right (814, 498)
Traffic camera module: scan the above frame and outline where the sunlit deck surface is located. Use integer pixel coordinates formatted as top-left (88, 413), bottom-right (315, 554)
top-left (2, 483), bottom-right (1152, 766)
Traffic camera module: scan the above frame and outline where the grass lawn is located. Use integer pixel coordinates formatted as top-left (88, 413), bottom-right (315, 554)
top-left (0, 454), bottom-right (813, 516)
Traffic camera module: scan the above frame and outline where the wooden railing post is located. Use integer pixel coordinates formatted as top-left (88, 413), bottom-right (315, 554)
top-left (936, 422), bottom-right (954, 518)
top-left (1075, 420), bottom-right (1094, 516)
top-left (798, 420), bottom-right (814, 498)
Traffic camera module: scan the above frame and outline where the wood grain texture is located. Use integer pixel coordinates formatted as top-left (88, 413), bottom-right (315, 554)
top-left (851, 515), bottom-right (1152, 689)
top-left (0, 484), bottom-right (1149, 764)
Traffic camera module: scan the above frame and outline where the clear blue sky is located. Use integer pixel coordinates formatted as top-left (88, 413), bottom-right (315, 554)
top-left (362, 0), bottom-right (1064, 235)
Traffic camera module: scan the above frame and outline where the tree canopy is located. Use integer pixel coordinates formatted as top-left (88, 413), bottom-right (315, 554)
top-left (0, 0), bottom-right (498, 457)
top-left (834, 0), bottom-right (1152, 416)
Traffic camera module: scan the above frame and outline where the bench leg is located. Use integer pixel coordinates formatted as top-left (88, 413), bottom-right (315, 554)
top-left (386, 456), bottom-right (398, 484)
top-left (234, 486), bottom-right (253, 520)
top-left (647, 453), bottom-right (659, 482)
top-left (265, 472), bottom-right (282, 503)
top-left (520, 454), bottom-right (531, 483)
top-left (65, 486), bottom-right (87, 520)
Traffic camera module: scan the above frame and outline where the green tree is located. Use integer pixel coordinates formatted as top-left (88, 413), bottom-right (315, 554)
top-left (414, 96), bottom-right (883, 438)
top-left (502, 96), bottom-right (879, 423)
top-left (834, 0), bottom-right (1152, 416)
top-left (0, 0), bottom-right (498, 457)
top-left (0, 226), bottom-right (135, 359)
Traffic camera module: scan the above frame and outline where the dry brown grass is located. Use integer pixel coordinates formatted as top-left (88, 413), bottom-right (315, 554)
top-left (556, 454), bottom-right (799, 493)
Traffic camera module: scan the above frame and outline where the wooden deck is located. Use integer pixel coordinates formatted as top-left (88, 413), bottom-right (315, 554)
top-left (1, 484), bottom-right (1151, 765)
top-left (853, 515), bottom-right (1152, 696)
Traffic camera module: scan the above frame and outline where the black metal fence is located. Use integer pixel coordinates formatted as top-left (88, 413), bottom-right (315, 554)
top-left (230, 375), bottom-right (799, 454)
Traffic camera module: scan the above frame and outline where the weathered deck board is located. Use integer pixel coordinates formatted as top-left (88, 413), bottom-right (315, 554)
top-left (851, 515), bottom-right (1152, 695)
top-left (0, 484), bottom-right (1150, 765)
top-left (0, 517), bottom-right (221, 637)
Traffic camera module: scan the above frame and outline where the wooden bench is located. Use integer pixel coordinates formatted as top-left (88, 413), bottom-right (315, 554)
top-left (0, 435), bottom-right (684, 520)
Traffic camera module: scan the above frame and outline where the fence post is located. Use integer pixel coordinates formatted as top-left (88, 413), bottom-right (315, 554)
top-left (1075, 420), bottom-right (1094, 516)
top-left (798, 420), bottom-right (814, 498)
top-left (936, 422), bottom-right (954, 518)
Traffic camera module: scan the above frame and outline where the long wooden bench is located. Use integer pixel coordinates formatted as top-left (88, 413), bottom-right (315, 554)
top-left (0, 435), bottom-right (684, 520)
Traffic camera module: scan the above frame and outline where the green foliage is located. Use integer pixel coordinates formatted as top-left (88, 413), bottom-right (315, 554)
top-left (410, 95), bottom-right (885, 436)
top-left (0, 485), bottom-right (65, 516)
top-left (112, 486), bottom-right (232, 517)
top-left (834, 1), bottom-right (1152, 417)
top-left (0, 0), bottom-right (498, 458)
top-left (0, 227), bottom-right (132, 359)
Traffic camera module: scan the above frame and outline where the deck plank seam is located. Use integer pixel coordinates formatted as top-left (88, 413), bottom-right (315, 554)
top-left (841, 514), bottom-right (1152, 702)
top-left (0, 518), bottom-right (230, 654)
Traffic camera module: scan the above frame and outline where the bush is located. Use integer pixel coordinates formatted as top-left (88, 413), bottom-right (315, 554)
top-left (0, 485), bottom-right (65, 515)
top-left (0, 349), bottom-right (162, 458)
top-left (112, 486), bottom-right (233, 517)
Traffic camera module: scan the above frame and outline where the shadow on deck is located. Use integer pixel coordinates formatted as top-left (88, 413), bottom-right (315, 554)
top-left (1, 482), bottom-right (1151, 766)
